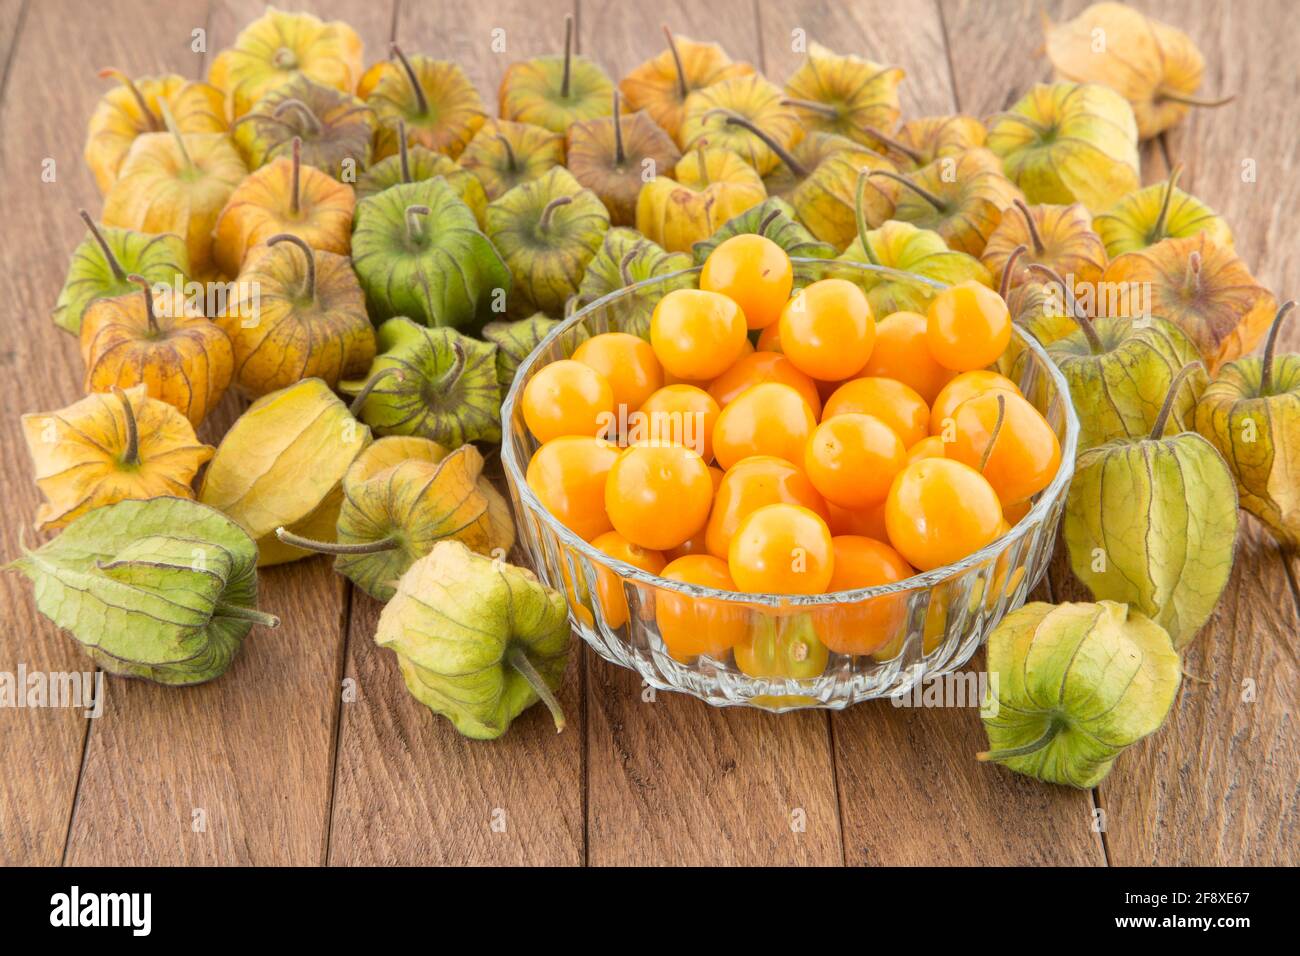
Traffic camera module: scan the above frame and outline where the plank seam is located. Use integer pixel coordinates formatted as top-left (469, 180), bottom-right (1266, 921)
top-left (59, 681), bottom-right (96, 866)
top-left (933, 0), bottom-right (962, 113)
top-left (825, 712), bottom-right (847, 866)
top-left (0, 0), bottom-right (28, 108)
top-left (322, 579), bottom-right (356, 866)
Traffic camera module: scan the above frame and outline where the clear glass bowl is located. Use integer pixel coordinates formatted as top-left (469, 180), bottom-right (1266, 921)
top-left (501, 258), bottom-right (1078, 710)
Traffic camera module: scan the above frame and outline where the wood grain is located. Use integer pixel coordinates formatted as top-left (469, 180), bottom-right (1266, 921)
top-left (60, 0), bottom-right (395, 866)
top-left (577, 0), bottom-right (841, 867)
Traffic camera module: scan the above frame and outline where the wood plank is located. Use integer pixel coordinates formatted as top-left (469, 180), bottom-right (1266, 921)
top-left (577, 0), bottom-right (842, 867)
top-left (1090, 0), bottom-right (1300, 866)
top-left (325, 0), bottom-right (586, 866)
top-left (61, 0), bottom-right (396, 866)
top-left (0, 0), bottom-right (209, 867)
top-left (806, 0), bottom-right (1104, 865)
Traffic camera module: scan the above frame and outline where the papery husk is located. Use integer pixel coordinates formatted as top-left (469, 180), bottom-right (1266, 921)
top-left (885, 115), bottom-right (986, 170)
top-left (211, 141), bottom-right (355, 279)
top-left (565, 92), bottom-right (681, 226)
top-left (102, 127), bottom-right (248, 280)
top-left (838, 215), bottom-right (992, 316)
top-left (692, 198), bottom-right (835, 263)
top-left (459, 119), bottom-right (566, 201)
top-left (980, 600), bottom-right (1181, 788)
top-left (208, 6), bottom-right (364, 119)
top-left (618, 29), bottom-right (755, 141)
top-left (571, 228), bottom-right (692, 337)
top-left (365, 45), bottom-right (486, 160)
top-left (484, 314), bottom-right (563, 388)
top-left (8, 497), bottom-right (277, 685)
top-left (1100, 233), bottom-right (1277, 373)
top-left (1093, 165), bottom-right (1234, 257)
top-left (678, 74), bottom-right (801, 176)
top-left (219, 234), bottom-right (374, 397)
top-left (231, 74), bottom-right (375, 178)
top-left (85, 70), bottom-right (227, 194)
top-left (1044, 2), bottom-right (1228, 140)
top-left (80, 278), bottom-right (233, 428)
top-left (376, 540), bottom-right (570, 739)
top-left (198, 377), bottom-right (371, 566)
top-left (498, 15), bottom-right (613, 134)
top-left (22, 385), bottom-right (213, 531)
top-left (635, 147), bottom-right (767, 253)
top-left (485, 166), bottom-right (611, 316)
top-left (1195, 303), bottom-right (1300, 549)
top-left (781, 42), bottom-right (904, 150)
top-left (868, 147), bottom-right (1023, 256)
top-left (981, 200), bottom-right (1106, 296)
top-left (354, 137), bottom-right (487, 226)
top-left (988, 82), bottom-right (1140, 212)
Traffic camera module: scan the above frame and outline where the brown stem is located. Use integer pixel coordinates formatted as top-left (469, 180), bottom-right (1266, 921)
top-left (999, 244), bottom-right (1027, 300)
top-left (662, 25), bottom-right (688, 99)
top-left (289, 136), bottom-right (302, 215)
top-left (1150, 164), bottom-right (1183, 242)
top-left (212, 603), bottom-right (280, 628)
top-left (274, 527), bottom-right (400, 555)
top-left (440, 340), bottom-right (467, 390)
top-left (1149, 362), bottom-right (1201, 440)
top-left (611, 89), bottom-right (625, 165)
top-left (397, 120), bottom-right (412, 182)
top-left (1013, 199), bottom-right (1045, 255)
top-left (861, 125), bottom-right (923, 165)
top-left (494, 133), bottom-right (519, 172)
top-left (723, 114), bottom-right (807, 178)
top-left (98, 68), bottom-right (160, 130)
top-left (112, 385), bottom-right (140, 466)
top-left (272, 97), bottom-right (322, 135)
top-left (780, 97), bottom-right (840, 119)
top-left (267, 233), bottom-right (317, 301)
top-left (1259, 300), bottom-right (1297, 397)
top-left (1157, 89), bottom-right (1235, 108)
top-left (348, 366), bottom-right (404, 417)
top-left (1027, 263), bottom-right (1102, 353)
top-left (157, 100), bottom-right (193, 172)
top-left (560, 14), bottom-right (574, 100)
top-left (869, 169), bottom-right (946, 212)
top-left (977, 722), bottom-right (1062, 762)
top-left (758, 206), bottom-right (782, 234)
top-left (78, 209), bottom-right (126, 280)
top-left (538, 195), bottom-right (573, 232)
top-left (389, 43), bottom-right (429, 115)
top-left (853, 168), bottom-right (882, 266)
top-left (618, 248), bottom-right (637, 287)
top-left (507, 646), bottom-right (565, 733)
top-left (1184, 250), bottom-right (1203, 296)
top-left (126, 273), bottom-right (159, 335)
top-left (405, 204), bottom-right (431, 243)
top-left (977, 393), bottom-right (1006, 475)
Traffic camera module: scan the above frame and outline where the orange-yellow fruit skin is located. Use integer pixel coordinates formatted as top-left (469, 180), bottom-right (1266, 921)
top-left (712, 382), bottom-right (818, 470)
top-left (925, 280), bottom-right (1012, 371)
top-left (591, 530), bottom-right (667, 629)
top-left (727, 502), bottom-right (834, 595)
top-left (706, 455), bottom-right (827, 559)
top-left (778, 278), bottom-right (876, 381)
top-left (884, 458), bottom-right (1003, 571)
top-left (605, 443), bottom-right (713, 550)
top-left (700, 233), bottom-right (794, 330)
top-left (708, 351), bottom-right (822, 417)
top-left (650, 288), bottom-right (749, 381)
top-left (929, 370), bottom-right (1022, 436)
top-left (822, 376), bottom-right (930, 449)
top-left (521, 359), bottom-right (615, 443)
top-left (637, 384), bottom-right (720, 462)
top-left (863, 310), bottom-right (955, 403)
top-left (573, 332), bottom-right (664, 413)
top-left (804, 413), bottom-right (907, 510)
top-left (946, 390), bottom-right (1061, 505)
top-left (656, 555), bottom-right (749, 661)
top-left (816, 535), bottom-right (915, 655)
top-left (526, 435), bottom-right (620, 541)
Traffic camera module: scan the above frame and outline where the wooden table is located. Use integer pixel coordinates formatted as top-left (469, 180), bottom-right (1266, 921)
top-left (1, 0), bottom-right (1296, 866)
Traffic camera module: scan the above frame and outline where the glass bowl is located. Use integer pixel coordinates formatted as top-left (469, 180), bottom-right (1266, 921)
top-left (500, 258), bottom-right (1078, 710)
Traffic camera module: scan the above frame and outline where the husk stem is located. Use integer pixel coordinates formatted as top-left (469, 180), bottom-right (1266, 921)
top-left (560, 14), bottom-right (574, 100)
top-left (723, 114), bottom-right (807, 178)
top-left (78, 209), bottom-right (126, 280)
top-left (619, 248), bottom-right (637, 287)
top-left (507, 645), bottom-right (566, 733)
top-left (1027, 263), bottom-right (1102, 353)
top-left (780, 96), bottom-right (840, 119)
top-left (1157, 88), bottom-right (1235, 108)
top-left (1183, 250), bottom-right (1203, 296)
top-left (611, 89), bottom-right (625, 165)
top-left (274, 526), bottom-right (400, 555)
top-left (397, 120), bottom-right (411, 182)
top-left (976, 721), bottom-right (1063, 762)
top-left (853, 168), bottom-right (883, 266)
top-left (157, 100), bottom-right (194, 173)
top-left (405, 203), bottom-right (431, 243)
top-left (348, 366), bottom-right (404, 417)
top-left (99, 68), bottom-right (160, 130)
top-left (662, 25), bottom-right (689, 99)
top-left (1150, 164), bottom-right (1183, 242)
top-left (538, 195), bottom-right (573, 232)
top-left (111, 385), bottom-right (140, 466)
top-left (1149, 362), bottom-right (1201, 440)
top-left (289, 136), bottom-right (302, 215)
top-left (861, 125), bottom-right (923, 164)
top-left (999, 244), bottom-right (1027, 300)
top-left (439, 340), bottom-right (468, 391)
top-left (213, 602), bottom-right (281, 627)
top-left (126, 273), bottom-right (160, 336)
top-left (494, 133), bottom-right (519, 173)
top-left (267, 233), bottom-right (317, 301)
top-left (978, 392), bottom-right (1006, 475)
top-left (1012, 199), bottom-right (1045, 255)
top-left (390, 43), bottom-right (430, 116)
top-left (272, 98), bottom-right (322, 135)
top-left (869, 169), bottom-right (947, 212)
top-left (1259, 300), bottom-right (1297, 397)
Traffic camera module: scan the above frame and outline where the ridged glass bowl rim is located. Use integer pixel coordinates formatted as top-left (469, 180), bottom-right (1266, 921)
top-left (500, 258), bottom-right (1079, 609)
